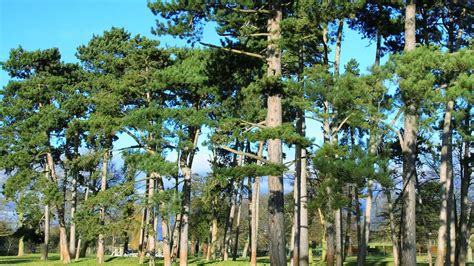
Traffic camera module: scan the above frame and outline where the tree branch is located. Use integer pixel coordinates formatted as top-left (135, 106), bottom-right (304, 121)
top-left (200, 42), bottom-right (264, 59)
top-left (219, 146), bottom-right (270, 164)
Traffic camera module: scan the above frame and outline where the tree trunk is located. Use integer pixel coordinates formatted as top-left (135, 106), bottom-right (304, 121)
top-left (97, 149), bottom-right (109, 264)
top-left (232, 182), bottom-right (243, 261)
top-left (223, 181), bottom-right (237, 261)
top-left (69, 136), bottom-right (79, 258)
top-left (59, 225), bottom-right (71, 263)
top-left (148, 173), bottom-right (157, 266)
top-left (386, 190), bottom-right (399, 266)
top-left (17, 236), bottom-right (24, 257)
top-left (401, 2), bottom-right (417, 265)
top-left (291, 161), bottom-right (299, 266)
top-left (69, 173), bottom-right (77, 258)
top-left (179, 165), bottom-right (191, 266)
top-left (157, 177), bottom-right (172, 266)
top-left (139, 185), bottom-right (149, 264)
top-left (207, 217), bottom-right (218, 261)
top-left (266, 2), bottom-right (285, 265)
top-left (344, 186), bottom-right (352, 261)
top-left (435, 100), bottom-right (454, 266)
top-left (179, 128), bottom-right (199, 266)
top-left (46, 150), bottom-right (70, 263)
top-left (76, 184), bottom-right (90, 261)
top-left (299, 142), bottom-right (309, 266)
top-left (358, 180), bottom-right (373, 266)
top-left (335, 208), bottom-right (343, 266)
top-left (250, 141), bottom-right (263, 265)
top-left (456, 113), bottom-right (472, 265)
top-left (41, 204), bottom-right (50, 260)
top-left (171, 213), bottom-right (181, 262)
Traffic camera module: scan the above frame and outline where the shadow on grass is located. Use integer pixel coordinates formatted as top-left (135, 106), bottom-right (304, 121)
top-left (0, 255), bottom-right (60, 265)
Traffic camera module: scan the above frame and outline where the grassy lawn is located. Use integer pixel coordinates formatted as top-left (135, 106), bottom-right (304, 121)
top-left (0, 254), bottom-right (472, 265)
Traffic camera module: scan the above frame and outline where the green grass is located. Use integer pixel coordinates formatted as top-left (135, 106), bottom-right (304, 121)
top-left (0, 254), bottom-right (472, 265)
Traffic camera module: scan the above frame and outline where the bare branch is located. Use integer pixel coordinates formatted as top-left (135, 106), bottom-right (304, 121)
top-left (200, 42), bottom-right (264, 59)
top-left (220, 146), bottom-right (271, 164)
top-left (331, 114), bottom-right (352, 136)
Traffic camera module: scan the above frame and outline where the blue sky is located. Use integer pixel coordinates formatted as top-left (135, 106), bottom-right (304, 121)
top-left (1, 0), bottom-right (384, 192)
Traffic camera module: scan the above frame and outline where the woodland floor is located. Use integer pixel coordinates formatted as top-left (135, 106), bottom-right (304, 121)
top-left (0, 254), bottom-right (472, 265)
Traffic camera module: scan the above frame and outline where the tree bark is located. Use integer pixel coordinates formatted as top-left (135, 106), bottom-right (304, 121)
top-left (41, 164), bottom-right (51, 261)
top-left (401, 2), bottom-right (417, 265)
top-left (386, 190), bottom-right (399, 266)
top-left (75, 184), bottom-right (90, 261)
top-left (266, 2), bottom-right (285, 265)
top-left (435, 100), bottom-right (454, 266)
top-left (456, 109), bottom-right (472, 265)
top-left (147, 173), bottom-right (157, 266)
top-left (17, 213), bottom-right (24, 257)
top-left (251, 142), bottom-right (263, 266)
top-left (158, 177), bottom-right (172, 266)
top-left (357, 178), bottom-right (373, 266)
top-left (232, 183), bottom-right (243, 261)
top-left (97, 149), bottom-right (109, 264)
top-left (139, 179), bottom-right (149, 264)
top-left (223, 181), bottom-right (237, 261)
top-left (46, 150), bottom-right (71, 263)
top-left (179, 127), bottom-right (199, 266)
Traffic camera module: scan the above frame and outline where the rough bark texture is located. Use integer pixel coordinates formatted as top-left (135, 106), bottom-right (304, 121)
top-left (266, 2), bottom-right (285, 265)
top-left (401, 2), bottom-right (417, 265)
top-left (435, 100), bottom-right (454, 266)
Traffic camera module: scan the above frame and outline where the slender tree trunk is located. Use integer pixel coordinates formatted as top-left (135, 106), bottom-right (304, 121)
top-left (17, 211), bottom-right (24, 257)
top-left (46, 150), bottom-right (70, 263)
top-left (456, 113), bottom-right (472, 265)
top-left (299, 141), bottom-right (309, 266)
top-left (266, 2), bottom-right (285, 265)
top-left (179, 128), bottom-right (199, 266)
top-left (76, 185), bottom-right (90, 261)
top-left (42, 163), bottom-right (51, 260)
top-left (147, 173), bottom-right (157, 266)
top-left (242, 176), bottom-right (251, 260)
top-left (386, 190), bottom-right (399, 266)
top-left (401, 2), bottom-right (417, 265)
top-left (233, 184), bottom-right (243, 261)
top-left (97, 149), bottom-right (109, 264)
top-left (250, 142), bottom-right (264, 265)
top-left (291, 161), bottom-right (299, 266)
top-left (69, 137), bottom-right (79, 258)
top-left (42, 204), bottom-right (50, 260)
top-left (335, 209), bottom-right (343, 266)
top-left (158, 177), bottom-right (172, 266)
top-left (449, 184), bottom-right (456, 265)
top-left (435, 100), bottom-right (454, 266)
top-left (224, 181), bottom-right (237, 261)
top-left (343, 186), bottom-right (352, 261)
top-left (139, 180), bottom-right (149, 264)
top-left (69, 173), bottom-right (77, 258)
top-left (207, 217), bottom-right (218, 261)
top-left (358, 180), bottom-right (373, 266)
top-left (171, 213), bottom-right (181, 262)
top-left (179, 165), bottom-right (191, 265)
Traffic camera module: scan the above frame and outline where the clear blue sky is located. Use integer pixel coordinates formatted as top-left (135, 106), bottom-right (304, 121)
top-left (1, 0), bottom-right (383, 191)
